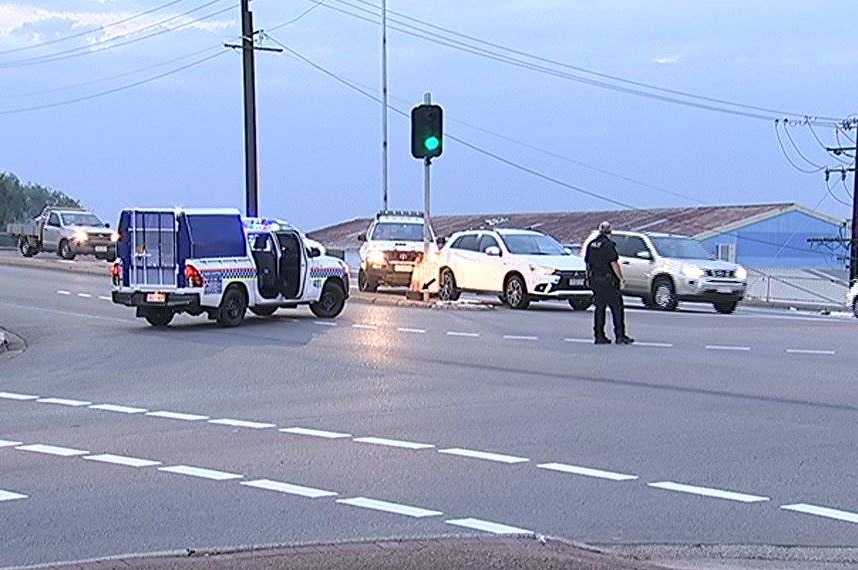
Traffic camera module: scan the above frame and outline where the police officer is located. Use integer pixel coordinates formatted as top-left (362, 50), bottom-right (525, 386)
top-left (584, 222), bottom-right (634, 345)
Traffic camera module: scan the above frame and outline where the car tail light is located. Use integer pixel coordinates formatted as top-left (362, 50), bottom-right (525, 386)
top-left (111, 261), bottom-right (122, 286)
top-left (185, 265), bottom-right (205, 288)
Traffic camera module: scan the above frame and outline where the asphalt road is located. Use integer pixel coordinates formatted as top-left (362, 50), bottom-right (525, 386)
top-left (1, 264), bottom-right (857, 568)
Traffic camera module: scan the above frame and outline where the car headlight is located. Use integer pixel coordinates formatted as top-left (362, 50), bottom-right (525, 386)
top-left (529, 264), bottom-right (555, 276)
top-left (682, 264), bottom-right (704, 279)
top-left (110, 231), bottom-right (120, 243)
top-left (366, 249), bottom-right (386, 264)
top-left (73, 230), bottom-right (88, 243)
top-left (736, 266), bottom-right (748, 281)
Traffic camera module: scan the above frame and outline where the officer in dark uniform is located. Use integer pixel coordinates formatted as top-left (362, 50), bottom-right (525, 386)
top-left (584, 222), bottom-right (634, 345)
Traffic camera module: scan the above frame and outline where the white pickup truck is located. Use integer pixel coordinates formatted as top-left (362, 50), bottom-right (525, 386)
top-left (6, 206), bottom-right (118, 261)
top-left (111, 208), bottom-right (349, 327)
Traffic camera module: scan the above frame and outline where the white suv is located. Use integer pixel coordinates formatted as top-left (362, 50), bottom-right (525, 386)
top-left (848, 281), bottom-right (857, 318)
top-left (437, 228), bottom-right (592, 310)
top-left (358, 211), bottom-right (433, 291)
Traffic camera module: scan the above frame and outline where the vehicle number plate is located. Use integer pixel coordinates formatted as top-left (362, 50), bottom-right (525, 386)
top-left (95, 246), bottom-right (108, 253)
top-left (146, 292), bottom-right (166, 303)
top-left (569, 277), bottom-right (585, 286)
top-left (717, 287), bottom-right (734, 294)
top-left (394, 264), bottom-right (412, 273)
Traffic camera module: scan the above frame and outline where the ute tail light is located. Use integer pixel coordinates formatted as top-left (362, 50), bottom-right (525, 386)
top-left (111, 261), bottom-right (122, 286)
top-left (185, 265), bottom-right (205, 288)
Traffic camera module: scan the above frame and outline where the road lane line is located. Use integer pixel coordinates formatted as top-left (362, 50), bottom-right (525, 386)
top-left (77, 293), bottom-right (92, 298)
top-left (146, 411), bottom-right (209, 421)
top-left (504, 335), bottom-right (538, 341)
top-left (0, 392), bottom-right (39, 401)
top-left (158, 465), bottom-right (243, 481)
top-left (352, 324), bottom-right (378, 330)
top-left (98, 295), bottom-right (112, 301)
top-left (84, 454), bottom-right (162, 468)
top-left (279, 427), bottom-right (352, 439)
top-left (314, 321), bottom-right (337, 327)
top-left (57, 290), bottom-right (72, 295)
top-left (336, 497), bottom-right (442, 518)
top-left (208, 418), bottom-right (276, 429)
top-left (786, 349), bottom-right (836, 355)
top-left (0, 490), bottom-right (28, 502)
top-left (648, 481), bottom-right (769, 503)
top-left (705, 345), bottom-right (751, 352)
top-left (445, 518), bottom-right (532, 535)
top-left (241, 479), bottom-right (338, 498)
top-left (16, 444), bottom-right (89, 457)
top-left (537, 463), bottom-right (638, 481)
top-left (36, 398), bottom-right (92, 407)
top-left (781, 503), bottom-right (858, 524)
top-left (397, 327), bottom-right (427, 334)
top-left (353, 437), bottom-right (434, 450)
top-left (447, 331), bottom-right (480, 338)
top-left (0, 439), bottom-right (23, 448)
top-left (564, 338), bottom-right (592, 344)
top-left (438, 448), bottom-right (529, 464)
top-left (635, 342), bottom-right (674, 348)
top-left (88, 404), bottom-right (148, 414)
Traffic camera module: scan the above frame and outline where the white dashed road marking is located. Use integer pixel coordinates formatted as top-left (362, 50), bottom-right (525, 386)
top-left (57, 290), bottom-right (71, 295)
top-left (445, 518), bottom-right (532, 535)
top-left (158, 465), bottom-right (243, 481)
top-left (648, 481), bottom-right (769, 503)
top-left (353, 437), bottom-right (435, 450)
top-left (438, 448), bottom-right (529, 464)
top-left (705, 345), bottom-right (751, 352)
top-left (314, 321), bottom-right (337, 327)
top-left (564, 338), bottom-right (592, 344)
top-left (337, 497), bottom-right (442, 518)
top-left (89, 404), bottom-right (148, 414)
top-left (0, 489), bottom-right (28, 502)
top-left (84, 454), bottom-right (162, 468)
top-left (786, 349), bottom-right (836, 356)
top-left (36, 398), bottom-right (92, 407)
top-left (145, 411), bottom-right (209, 421)
top-left (635, 342), bottom-right (674, 348)
top-left (208, 418), bottom-right (276, 429)
top-left (504, 335), bottom-right (538, 341)
top-left (781, 503), bottom-right (858, 524)
top-left (279, 427), bottom-right (352, 439)
top-left (77, 293), bottom-right (92, 298)
top-left (98, 296), bottom-right (112, 301)
top-left (0, 392), bottom-right (39, 401)
top-left (0, 439), bottom-right (23, 448)
top-left (241, 479), bottom-right (338, 498)
top-left (447, 331), bottom-right (480, 338)
top-left (16, 444), bottom-right (89, 457)
top-left (537, 463), bottom-right (638, 481)
top-left (397, 327), bottom-right (427, 334)
top-left (352, 324), bottom-right (378, 330)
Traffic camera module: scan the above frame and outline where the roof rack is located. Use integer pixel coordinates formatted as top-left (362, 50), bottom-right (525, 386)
top-left (376, 210), bottom-right (424, 219)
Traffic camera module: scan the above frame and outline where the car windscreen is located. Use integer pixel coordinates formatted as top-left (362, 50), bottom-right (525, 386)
top-left (500, 233), bottom-right (567, 256)
top-left (371, 222), bottom-right (424, 241)
top-left (61, 213), bottom-right (103, 227)
top-left (650, 236), bottom-right (715, 260)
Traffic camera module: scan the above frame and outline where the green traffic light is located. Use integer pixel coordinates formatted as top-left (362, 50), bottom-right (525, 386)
top-left (424, 136), bottom-right (440, 152)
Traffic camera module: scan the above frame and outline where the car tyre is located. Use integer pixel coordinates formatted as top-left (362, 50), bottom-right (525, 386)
top-left (852, 298), bottom-right (858, 319)
top-left (568, 297), bottom-right (593, 311)
top-left (250, 306), bottom-right (278, 317)
top-left (438, 269), bottom-right (461, 302)
top-left (311, 280), bottom-right (346, 318)
top-left (144, 310), bottom-right (174, 328)
top-left (217, 286), bottom-right (248, 327)
top-left (652, 277), bottom-right (678, 311)
top-left (358, 268), bottom-right (378, 293)
top-left (58, 239), bottom-right (76, 260)
top-left (504, 274), bottom-right (531, 310)
top-left (713, 300), bottom-right (738, 314)
top-left (18, 237), bottom-right (36, 257)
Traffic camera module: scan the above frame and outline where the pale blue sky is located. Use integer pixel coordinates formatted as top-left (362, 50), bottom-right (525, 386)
top-left (1, 0), bottom-right (856, 230)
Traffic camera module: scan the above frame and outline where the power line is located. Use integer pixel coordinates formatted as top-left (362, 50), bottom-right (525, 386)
top-left (263, 34), bottom-right (837, 256)
top-left (0, 0), bottom-right (188, 57)
top-left (0, 51), bottom-right (227, 115)
top-left (266, 0), bottom-right (332, 33)
top-left (782, 121), bottom-right (826, 169)
top-left (0, 0), bottom-right (231, 69)
top-left (775, 121), bottom-right (825, 174)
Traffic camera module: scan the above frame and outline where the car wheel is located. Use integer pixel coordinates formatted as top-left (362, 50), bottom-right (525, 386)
top-left (652, 277), bottom-right (678, 311)
top-left (505, 274), bottom-right (531, 310)
top-left (217, 286), bottom-right (248, 327)
top-left (250, 306), bottom-right (278, 317)
top-left (568, 297), bottom-right (593, 311)
top-left (311, 280), bottom-right (346, 318)
top-left (438, 269), bottom-right (461, 301)
top-left (358, 268), bottom-right (378, 292)
top-left (853, 298), bottom-right (858, 319)
top-left (144, 310), bottom-right (174, 328)
top-left (58, 240), bottom-right (76, 260)
top-left (714, 300), bottom-right (738, 314)
top-left (18, 237), bottom-right (36, 257)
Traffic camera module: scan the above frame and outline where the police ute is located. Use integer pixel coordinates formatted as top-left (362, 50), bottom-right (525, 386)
top-left (111, 208), bottom-right (349, 327)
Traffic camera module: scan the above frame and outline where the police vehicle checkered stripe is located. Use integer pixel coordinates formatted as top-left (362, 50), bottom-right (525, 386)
top-left (310, 267), bottom-right (346, 279)
top-left (201, 267), bottom-right (256, 280)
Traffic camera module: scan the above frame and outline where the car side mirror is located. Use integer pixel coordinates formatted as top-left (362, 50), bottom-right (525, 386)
top-left (636, 251), bottom-right (652, 260)
top-left (563, 247), bottom-right (573, 255)
top-left (357, 233), bottom-right (367, 242)
top-left (308, 247), bottom-right (322, 258)
top-left (485, 246), bottom-right (502, 257)
top-left (104, 223), bottom-right (111, 228)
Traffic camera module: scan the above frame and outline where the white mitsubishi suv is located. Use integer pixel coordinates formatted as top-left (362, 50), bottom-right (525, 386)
top-left (436, 228), bottom-right (593, 310)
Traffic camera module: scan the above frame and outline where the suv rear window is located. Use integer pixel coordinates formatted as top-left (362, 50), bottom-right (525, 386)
top-left (371, 222), bottom-right (424, 241)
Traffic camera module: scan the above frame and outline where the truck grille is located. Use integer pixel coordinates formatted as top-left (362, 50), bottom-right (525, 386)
top-left (705, 269), bottom-right (736, 278)
top-left (553, 270), bottom-right (589, 291)
top-left (385, 251), bottom-right (422, 263)
top-left (87, 232), bottom-right (113, 243)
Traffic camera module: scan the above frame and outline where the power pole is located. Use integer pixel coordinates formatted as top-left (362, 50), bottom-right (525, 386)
top-left (851, 120), bottom-right (858, 283)
top-left (381, 0), bottom-right (390, 210)
top-left (225, 1), bottom-right (281, 218)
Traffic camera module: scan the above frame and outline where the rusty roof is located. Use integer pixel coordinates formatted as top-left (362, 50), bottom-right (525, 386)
top-left (308, 203), bottom-right (814, 249)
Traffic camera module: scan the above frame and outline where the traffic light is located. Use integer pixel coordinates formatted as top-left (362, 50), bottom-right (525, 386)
top-left (411, 104), bottom-right (443, 160)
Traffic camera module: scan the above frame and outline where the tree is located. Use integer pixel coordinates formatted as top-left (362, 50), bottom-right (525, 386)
top-left (0, 172), bottom-right (81, 227)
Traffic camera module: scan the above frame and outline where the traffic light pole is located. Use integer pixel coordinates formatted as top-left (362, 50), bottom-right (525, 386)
top-left (423, 93), bottom-right (433, 263)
